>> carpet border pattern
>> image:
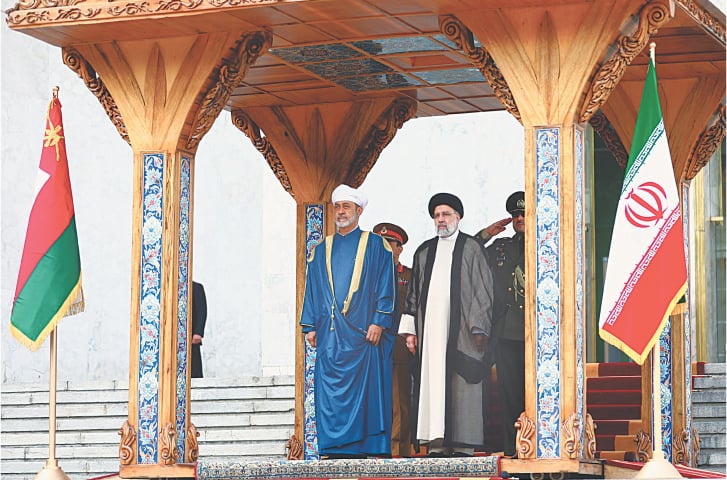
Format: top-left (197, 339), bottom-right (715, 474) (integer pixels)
top-left (197, 456), bottom-right (500, 479)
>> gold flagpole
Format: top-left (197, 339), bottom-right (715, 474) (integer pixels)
top-left (34, 328), bottom-right (71, 480)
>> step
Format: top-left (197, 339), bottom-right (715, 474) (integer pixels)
top-left (693, 420), bottom-right (727, 435)
top-left (694, 375), bottom-right (726, 389)
top-left (587, 376), bottom-right (641, 390)
top-left (591, 419), bottom-right (643, 436)
top-left (699, 434), bottom-right (727, 450)
top-left (587, 404), bottom-right (641, 421)
top-left (587, 389), bottom-right (641, 405)
top-left (592, 362), bottom-right (641, 377)
top-left (692, 389), bottom-right (726, 404)
top-left (595, 450), bottom-right (638, 461)
top-left (693, 403), bottom-right (727, 419)
top-left (703, 363), bottom-right (726, 376)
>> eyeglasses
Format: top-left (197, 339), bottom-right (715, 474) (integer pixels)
top-left (510, 210), bottom-right (525, 218)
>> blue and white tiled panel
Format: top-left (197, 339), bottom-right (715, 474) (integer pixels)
top-left (535, 127), bottom-right (561, 459)
top-left (304, 204), bottom-right (325, 460)
top-left (575, 126), bottom-right (586, 456)
top-left (681, 181), bottom-right (692, 465)
top-left (657, 320), bottom-right (673, 461)
top-left (138, 152), bottom-right (165, 464)
top-left (176, 154), bottom-right (192, 461)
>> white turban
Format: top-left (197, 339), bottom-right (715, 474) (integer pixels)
top-left (331, 184), bottom-right (368, 209)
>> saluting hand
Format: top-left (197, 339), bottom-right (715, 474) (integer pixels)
top-left (485, 217), bottom-right (513, 237)
top-left (405, 334), bottom-right (417, 354)
top-left (366, 324), bottom-right (383, 346)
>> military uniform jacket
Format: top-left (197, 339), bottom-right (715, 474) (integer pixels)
top-left (486, 233), bottom-right (525, 342)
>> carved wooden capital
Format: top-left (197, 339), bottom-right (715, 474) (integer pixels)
top-left (562, 413), bottom-right (581, 459)
top-left (159, 422), bottom-right (179, 465)
top-left (345, 97), bottom-right (417, 188)
top-left (584, 413), bottom-right (597, 460)
top-left (231, 109), bottom-right (294, 197)
top-left (635, 428), bottom-right (652, 462)
top-left (285, 434), bottom-right (303, 460)
top-left (685, 103), bottom-right (725, 181)
top-left (439, 15), bottom-right (521, 123)
top-left (186, 30), bottom-right (272, 151)
top-left (187, 422), bottom-right (200, 463)
top-left (673, 428), bottom-right (689, 465)
top-left (589, 110), bottom-right (628, 169)
top-left (514, 412), bottom-right (535, 459)
top-left (579, 0), bottom-right (673, 122)
top-left (62, 46), bottom-right (130, 145)
top-left (118, 420), bottom-right (137, 465)
top-left (691, 427), bottom-right (701, 467)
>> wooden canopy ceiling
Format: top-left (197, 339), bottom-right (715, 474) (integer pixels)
top-left (7, 0), bottom-right (725, 120)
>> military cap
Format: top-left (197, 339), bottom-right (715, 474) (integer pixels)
top-left (506, 191), bottom-right (525, 214)
top-left (428, 192), bottom-right (464, 219)
top-left (373, 222), bottom-right (408, 245)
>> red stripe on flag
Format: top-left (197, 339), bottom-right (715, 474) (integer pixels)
top-left (14, 98), bottom-right (75, 298)
top-left (600, 223), bottom-right (685, 361)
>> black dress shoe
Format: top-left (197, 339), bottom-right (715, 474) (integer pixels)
top-left (427, 451), bottom-right (447, 458)
top-left (451, 452), bottom-right (473, 457)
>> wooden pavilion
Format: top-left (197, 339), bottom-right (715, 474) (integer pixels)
top-left (6, 0), bottom-right (725, 478)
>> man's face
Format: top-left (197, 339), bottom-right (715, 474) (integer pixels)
top-left (433, 205), bottom-right (459, 238)
top-left (511, 209), bottom-right (525, 234)
top-left (334, 201), bottom-right (361, 231)
top-left (385, 239), bottom-right (403, 264)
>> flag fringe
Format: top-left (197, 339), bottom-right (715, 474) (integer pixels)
top-left (10, 273), bottom-right (84, 352)
top-left (599, 281), bottom-right (687, 365)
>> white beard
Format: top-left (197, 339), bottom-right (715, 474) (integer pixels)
top-left (436, 223), bottom-right (456, 238)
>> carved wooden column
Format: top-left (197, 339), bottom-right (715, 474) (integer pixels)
top-left (63, 30), bottom-right (271, 477)
top-left (444, 0), bottom-right (674, 468)
top-left (233, 97), bottom-right (416, 458)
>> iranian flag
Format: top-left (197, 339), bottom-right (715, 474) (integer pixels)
top-left (598, 59), bottom-right (687, 365)
top-left (11, 94), bottom-right (84, 351)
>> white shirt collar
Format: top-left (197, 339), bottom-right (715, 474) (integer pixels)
top-left (438, 229), bottom-right (460, 242)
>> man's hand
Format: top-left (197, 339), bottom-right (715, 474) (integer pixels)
top-left (405, 334), bottom-right (417, 354)
top-left (192, 334), bottom-right (203, 345)
top-left (485, 217), bottom-right (512, 237)
top-left (306, 331), bottom-right (317, 348)
top-left (366, 324), bottom-right (383, 346)
top-left (474, 333), bottom-right (488, 353)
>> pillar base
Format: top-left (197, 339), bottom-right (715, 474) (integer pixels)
top-left (33, 459), bottom-right (70, 480)
top-left (634, 457), bottom-right (683, 479)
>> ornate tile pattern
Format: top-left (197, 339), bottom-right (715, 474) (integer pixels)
top-left (271, 44), bottom-right (362, 63)
top-left (659, 321), bottom-right (673, 461)
top-left (352, 36), bottom-right (447, 55)
top-left (304, 204), bottom-right (324, 460)
top-left (335, 73), bottom-right (420, 92)
top-left (304, 58), bottom-right (392, 80)
top-left (138, 152), bottom-right (164, 463)
top-left (682, 182), bottom-right (692, 465)
top-left (197, 456), bottom-right (500, 479)
top-left (412, 69), bottom-right (486, 85)
top-left (535, 128), bottom-right (561, 459)
top-left (175, 154), bottom-right (192, 460)
top-left (575, 127), bottom-right (586, 456)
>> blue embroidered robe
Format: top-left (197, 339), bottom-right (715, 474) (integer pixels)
top-left (300, 227), bottom-right (396, 455)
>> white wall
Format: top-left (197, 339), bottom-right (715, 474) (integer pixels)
top-left (1, 9), bottom-right (524, 384)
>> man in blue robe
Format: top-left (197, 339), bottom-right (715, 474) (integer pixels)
top-left (300, 184), bottom-right (396, 458)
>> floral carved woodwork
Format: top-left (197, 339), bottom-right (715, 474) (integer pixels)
top-left (159, 422), bottom-right (179, 465)
top-left (186, 30), bottom-right (272, 151)
top-left (589, 110), bottom-right (629, 169)
top-left (231, 110), bottom-right (294, 198)
top-left (345, 97), bottom-right (417, 188)
top-left (439, 15), bottom-right (521, 123)
top-left (118, 420), bottom-right (136, 465)
top-left (187, 423), bottom-right (200, 463)
top-left (684, 103), bottom-right (726, 181)
top-left (673, 428), bottom-right (689, 465)
top-left (584, 413), bottom-right (597, 460)
top-left (562, 413), bottom-right (581, 459)
top-left (515, 412), bottom-right (536, 459)
top-left (691, 427), bottom-right (701, 467)
top-left (674, 0), bottom-right (725, 43)
top-left (579, 0), bottom-right (673, 122)
top-left (635, 429), bottom-right (652, 462)
top-left (62, 47), bottom-right (130, 145)
top-left (286, 434), bottom-right (303, 460)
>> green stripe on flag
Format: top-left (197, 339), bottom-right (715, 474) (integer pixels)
top-left (11, 217), bottom-right (81, 345)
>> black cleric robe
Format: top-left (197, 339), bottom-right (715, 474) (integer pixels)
top-left (402, 230), bottom-right (494, 448)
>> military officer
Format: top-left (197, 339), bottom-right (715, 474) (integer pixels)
top-left (373, 222), bottom-right (413, 457)
top-left (476, 191), bottom-right (525, 457)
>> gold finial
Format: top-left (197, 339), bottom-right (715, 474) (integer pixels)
top-left (649, 42), bottom-right (656, 64)
top-left (52, 86), bottom-right (59, 99)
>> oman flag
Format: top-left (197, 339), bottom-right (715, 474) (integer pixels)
top-left (598, 59), bottom-right (687, 365)
top-left (11, 94), bottom-right (84, 351)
